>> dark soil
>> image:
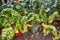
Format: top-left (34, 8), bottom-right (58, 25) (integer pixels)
top-left (13, 20), bottom-right (60, 40)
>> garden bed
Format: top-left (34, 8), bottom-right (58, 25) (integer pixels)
top-left (0, 0), bottom-right (60, 40)
top-left (13, 20), bottom-right (60, 40)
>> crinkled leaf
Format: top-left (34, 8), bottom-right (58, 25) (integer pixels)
top-left (2, 27), bottom-right (15, 40)
top-left (42, 23), bottom-right (57, 36)
top-left (31, 22), bottom-right (40, 33)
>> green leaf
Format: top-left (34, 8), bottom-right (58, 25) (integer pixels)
top-left (42, 23), bottom-right (57, 36)
top-left (39, 5), bottom-right (47, 22)
top-left (48, 11), bottom-right (58, 24)
top-left (0, 8), bottom-right (21, 28)
top-left (39, 5), bottom-right (44, 17)
top-left (21, 16), bottom-right (27, 24)
top-left (15, 22), bottom-right (21, 30)
top-left (15, 21), bottom-right (28, 33)
top-left (53, 34), bottom-right (60, 40)
top-left (31, 22), bottom-right (40, 33)
top-left (2, 27), bottom-right (15, 40)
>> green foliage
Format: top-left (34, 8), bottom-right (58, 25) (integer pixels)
top-left (2, 27), bottom-right (14, 40)
top-left (0, 8), bottom-right (21, 28)
top-left (0, 1), bottom-right (59, 40)
top-left (48, 11), bottom-right (58, 24)
top-left (59, 0), bottom-right (60, 2)
top-left (53, 34), bottom-right (60, 40)
top-left (42, 23), bottom-right (57, 36)
top-left (39, 5), bottom-right (47, 22)
top-left (31, 22), bottom-right (40, 33)
top-left (15, 21), bottom-right (28, 33)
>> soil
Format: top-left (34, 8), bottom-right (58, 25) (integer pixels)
top-left (13, 20), bottom-right (60, 40)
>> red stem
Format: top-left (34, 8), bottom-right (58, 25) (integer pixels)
top-left (28, 20), bottom-right (33, 25)
top-left (22, 24), bottom-right (24, 30)
top-left (0, 28), bottom-right (2, 34)
top-left (27, 25), bottom-right (30, 31)
top-left (45, 19), bottom-right (49, 25)
top-left (15, 30), bottom-right (23, 36)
